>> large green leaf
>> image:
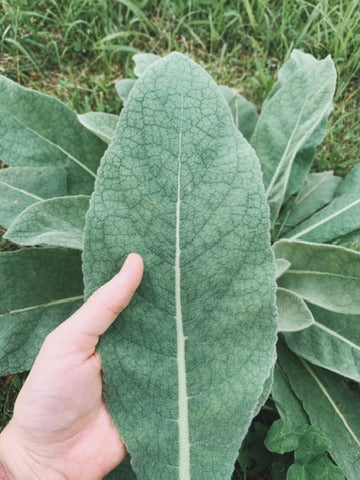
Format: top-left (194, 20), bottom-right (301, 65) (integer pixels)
top-left (284, 303), bottom-right (360, 382)
top-left (219, 86), bottom-right (258, 141)
top-left (276, 288), bottom-right (314, 332)
top-left (83, 52), bottom-right (277, 480)
top-left (78, 112), bottom-right (118, 143)
top-left (0, 75), bottom-right (106, 194)
top-left (286, 164), bottom-right (360, 242)
top-left (283, 171), bottom-right (341, 232)
top-left (274, 240), bottom-right (360, 314)
top-left (277, 342), bottom-right (360, 480)
top-left (5, 195), bottom-right (89, 250)
top-left (0, 166), bottom-right (67, 228)
top-left (251, 53), bottom-right (336, 224)
top-left (0, 248), bottom-right (83, 375)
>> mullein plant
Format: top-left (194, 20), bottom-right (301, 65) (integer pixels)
top-left (0, 50), bottom-right (359, 480)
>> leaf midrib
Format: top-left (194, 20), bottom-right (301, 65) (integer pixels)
top-left (300, 359), bottom-right (360, 447)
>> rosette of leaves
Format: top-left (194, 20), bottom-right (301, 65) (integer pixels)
top-left (0, 50), bottom-right (359, 479)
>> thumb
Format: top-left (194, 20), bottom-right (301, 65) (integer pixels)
top-left (45, 253), bottom-right (144, 356)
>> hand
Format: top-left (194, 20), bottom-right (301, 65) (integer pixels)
top-left (0, 253), bottom-right (144, 480)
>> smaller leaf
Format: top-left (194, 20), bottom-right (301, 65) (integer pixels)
top-left (265, 419), bottom-right (308, 454)
top-left (0, 166), bottom-right (68, 228)
top-left (286, 164), bottom-right (360, 243)
top-left (251, 52), bottom-right (336, 224)
top-left (276, 258), bottom-right (291, 279)
top-left (219, 85), bottom-right (258, 140)
top-left (0, 248), bottom-right (83, 375)
top-left (272, 364), bottom-right (309, 429)
top-left (276, 288), bottom-right (314, 332)
top-left (295, 427), bottom-right (330, 464)
top-left (284, 304), bottom-right (360, 382)
top-left (284, 171), bottom-right (341, 231)
top-left (78, 112), bottom-right (118, 143)
top-left (274, 239), bottom-right (360, 314)
top-left (277, 341), bottom-right (360, 480)
top-left (115, 78), bottom-right (136, 103)
top-left (5, 195), bottom-right (89, 250)
top-left (333, 228), bottom-right (360, 251)
top-left (287, 456), bottom-right (345, 480)
top-left (133, 52), bottom-right (160, 77)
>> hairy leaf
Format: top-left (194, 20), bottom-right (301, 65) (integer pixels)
top-left (274, 240), bottom-right (360, 314)
top-left (272, 364), bottom-right (309, 429)
top-left (334, 228), bottom-right (360, 251)
top-left (0, 248), bottom-right (83, 375)
top-left (0, 166), bottom-right (67, 228)
top-left (267, 50), bottom-right (333, 201)
top-left (0, 75), bottom-right (106, 194)
top-left (276, 288), bottom-right (314, 332)
top-left (133, 52), bottom-right (160, 76)
top-left (219, 86), bottom-right (258, 140)
top-left (115, 78), bottom-right (136, 104)
top-left (275, 258), bottom-right (291, 279)
top-left (78, 112), bottom-right (118, 143)
top-left (283, 171), bottom-right (341, 232)
top-left (83, 52), bottom-right (277, 480)
top-left (286, 164), bottom-right (360, 242)
top-left (5, 195), bottom-right (89, 250)
top-left (277, 342), bottom-right (360, 480)
top-left (284, 304), bottom-right (360, 382)
top-left (251, 53), bottom-right (336, 224)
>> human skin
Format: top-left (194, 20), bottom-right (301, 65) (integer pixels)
top-left (0, 253), bottom-right (144, 480)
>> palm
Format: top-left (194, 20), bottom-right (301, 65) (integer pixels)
top-left (12, 346), bottom-right (125, 479)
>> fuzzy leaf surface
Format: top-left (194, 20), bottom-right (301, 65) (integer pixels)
top-left (133, 52), bottom-right (160, 76)
top-left (115, 79), bottom-right (136, 104)
top-left (286, 165), bottom-right (360, 242)
top-left (5, 195), bottom-right (89, 250)
top-left (0, 248), bottom-right (83, 375)
top-left (0, 75), bottom-right (106, 194)
top-left (283, 171), bottom-right (341, 232)
top-left (0, 166), bottom-right (67, 228)
top-left (274, 240), bottom-right (360, 314)
top-left (275, 258), bottom-right (291, 279)
top-left (284, 304), bottom-right (360, 382)
top-left (276, 288), bottom-right (314, 332)
top-left (277, 342), bottom-right (360, 480)
top-left (78, 112), bottom-right (118, 143)
top-left (219, 86), bottom-right (258, 140)
top-left (251, 54), bottom-right (336, 223)
top-left (267, 50), bottom-right (333, 201)
top-left (83, 53), bottom-right (277, 480)
top-left (272, 364), bottom-right (309, 429)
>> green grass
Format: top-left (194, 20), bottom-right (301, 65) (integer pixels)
top-left (1, 0), bottom-right (359, 173)
top-left (0, 1), bottom-right (359, 477)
